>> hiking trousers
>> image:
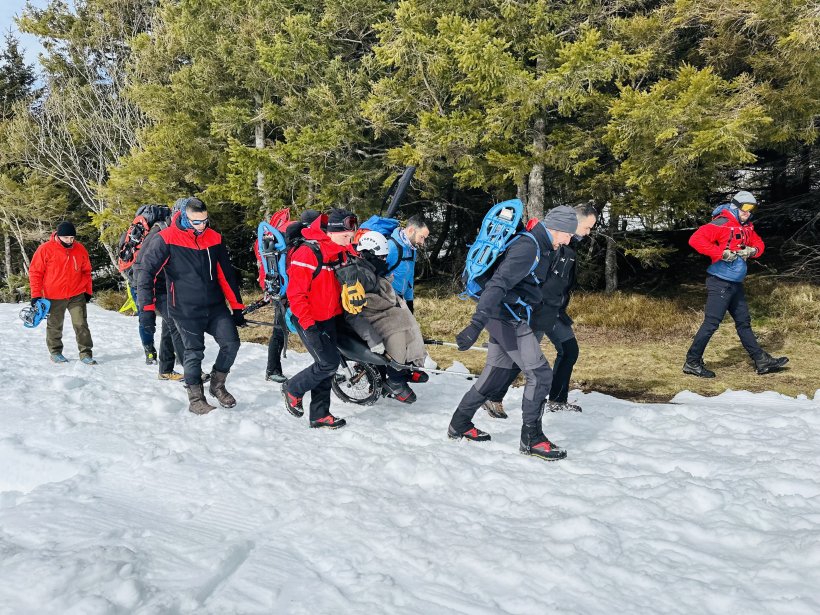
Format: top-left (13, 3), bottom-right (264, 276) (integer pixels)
top-left (451, 319), bottom-right (552, 432)
top-left (46, 293), bottom-right (93, 358)
top-left (686, 275), bottom-right (764, 362)
top-left (175, 306), bottom-right (240, 385)
top-left (288, 317), bottom-right (340, 421)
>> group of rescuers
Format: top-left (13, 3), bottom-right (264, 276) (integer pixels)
top-left (28, 190), bottom-right (787, 462)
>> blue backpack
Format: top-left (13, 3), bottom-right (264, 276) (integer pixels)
top-left (461, 199), bottom-right (541, 302)
top-left (20, 298), bottom-right (51, 328)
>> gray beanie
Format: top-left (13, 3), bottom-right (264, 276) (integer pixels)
top-left (543, 205), bottom-right (578, 234)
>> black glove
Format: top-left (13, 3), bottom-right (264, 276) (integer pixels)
top-left (406, 300), bottom-right (414, 314)
top-left (456, 319), bottom-right (484, 351)
top-left (233, 311), bottom-right (246, 328)
top-left (139, 310), bottom-right (156, 335)
top-left (30, 297), bottom-right (39, 307)
top-left (84, 293), bottom-right (92, 303)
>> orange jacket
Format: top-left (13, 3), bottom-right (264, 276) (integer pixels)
top-left (29, 233), bottom-right (93, 300)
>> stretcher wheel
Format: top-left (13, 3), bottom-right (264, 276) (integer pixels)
top-left (332, 360), bottom-right (381, 406)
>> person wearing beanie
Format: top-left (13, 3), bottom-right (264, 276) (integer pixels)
top-left (28, 221), bottom-right (96, 364)
top-left (136, 196), bottom-right (245, 414)
top-left (281, 209), bottom-right (358, 429)
top-left (480, 204), bottom-right (599, 420)
top-left (447, 204), bottom-right (577, 461)
top-left (684, 191), bottom-right (788, 377)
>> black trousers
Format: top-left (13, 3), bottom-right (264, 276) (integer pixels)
top-left (288, 317), bottom-right (341, 421)
top-left (266, 324), bottom-right (286, 374)
top-left (450, 319), bottom-right (552, 432)
top-left (156, 296), bottom-right (184, 374)
top-left (686, 275), bottom-right (763, 363)
top-left (176, 306), bottom-right (241, 385)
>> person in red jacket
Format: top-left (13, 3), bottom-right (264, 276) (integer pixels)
top-left (684, 191), bottom-right (788, 377)
top-left (282, 208), bottom-right (358, 429)
top-left (28, 221), bottom-right (96, 364)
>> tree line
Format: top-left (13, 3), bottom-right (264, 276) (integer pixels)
top-left (1, 0), bottom-right (818, 298)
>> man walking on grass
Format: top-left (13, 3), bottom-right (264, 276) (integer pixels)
top-left (683, 191), bottom-right (788, 378)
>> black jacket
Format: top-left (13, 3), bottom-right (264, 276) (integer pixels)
top-left (136, 215), bottom-right (244, 321)
top-left (474, 221), bottom-right (555, 325)
top-left (531, 240), bottom-right (578, 331)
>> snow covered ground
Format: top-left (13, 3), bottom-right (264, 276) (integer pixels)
top-left (1, 303), bottom-right (819, 615)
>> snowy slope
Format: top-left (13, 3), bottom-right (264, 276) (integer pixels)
top-left (1, 303), bottom-right (819, 615)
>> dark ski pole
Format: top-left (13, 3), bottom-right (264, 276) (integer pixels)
top-left (423, 338), bottom-right (488, 352)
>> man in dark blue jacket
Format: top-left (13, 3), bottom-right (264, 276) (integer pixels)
top-left (448, 205), bottom-right (578, 461)
top-left (137, 197), bottom-right (245, 414)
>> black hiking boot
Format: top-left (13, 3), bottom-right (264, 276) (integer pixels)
top-left (520, 423), bottom-right (566, 461)
top-left (754, 352), bottom-right (789, 375)
top-left (547, 400), bottom-right (582, 413)
top-left (265, 369), bottom-right (287, 383)
top-left (447, 424), bottom-right (491, 442)
top-left (209, 370), bottom-right (236, 408)
top-left (482, 400), bottom-right (508, 419)
top-left (144, 344), bottom-right (158, 365)
top-left (310, 414), bottom-right (347, 429)
top-left (683, 359), bottom-right (715, 378)
top-left (384, 380), bottom-right (417, 404)
top-left (282, 382), bottom-right (304, 418)
top-left (186, 383), bottom-right (216, 415)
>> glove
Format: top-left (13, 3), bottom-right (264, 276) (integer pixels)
top-left (30, 297), bottom-right (39, 307)
top-left (455, 319), bottom-right (483, 351)
top-left (233, 311), bottom-right (246, 327)
top-left (139, 310), bottom-right (156, 336)
top-left (736, 246), bottom-right (757, 261)
top-left (341, 280), bottom-right (367, 315)
top-left (84, 293), bottom-right (92, 303)
top-left (370, 342), bottom-right (386, 355)
top-left (721, 249), bottom-right (739, 263)
top-left (406, 300), bottom-right (414, 314)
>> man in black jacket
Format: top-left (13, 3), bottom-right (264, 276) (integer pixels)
top-left (137, 197), bottom-right (245, 414)
top-left (448, 205), bottom-right (578, 461)
top-left (482, 205), bottom-right (598, 419)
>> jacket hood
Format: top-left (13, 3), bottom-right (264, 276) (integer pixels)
top-left (301, 214), bottom-right (331, 241)
top-left (712, 204), bottom-right (749, 225)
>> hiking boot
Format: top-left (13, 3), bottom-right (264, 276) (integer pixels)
top-left (80, 356), bottom-right (98, 365)
top-left (186, 383), bottom-right (216, 415)
top-left (208, 370), bottom-right (236, 408)
top-left (158, 371), bottom-right (184, 381)
top-left (408, 370), bottom-right (429, 383)
top-left (201, 371), bottom-right (211, 383)
top-left (143, 344), bottom-right (157, 365)
top-left (683, 359), bottom-right (715, 378)
top-left (282, 382), bottom-right (304, 418)
top-left (310, 414), bottom-right (347, 429)
top-left (482, 400), bottom-right (508, 419)
top-left (754, 352), bottom-right (789, 375)
top-left (50, 353), bottom-right (69, 363)
top-left (384, 380), bottom-right (417, 404)
top-left (265, 369), bottom-right (287, 383)
top-left (547, 400), bottom-right (582, 413)
top-left (447, 424), bottom-right (491, 442)
top-left (520, 422), bottom-right (566, 461)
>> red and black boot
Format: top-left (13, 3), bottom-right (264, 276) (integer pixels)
top-left (384, 380), bottom-right (417, 404)
top-left (447, 424), bottom-right (491, 442)
top-left (281, 382), bottom-right (304, 418)
top-left (408, 371), bottom-right (429, 383)
top-left (310, 414), bottom-right (347, 429)
top-left (520, 423), bottom-right (566, 461)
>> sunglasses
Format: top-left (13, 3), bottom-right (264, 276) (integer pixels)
top-left (190, 217), bottom-right (209, 226)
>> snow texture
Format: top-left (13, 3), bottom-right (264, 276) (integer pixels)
top-left (1, 303), bottom-right (819, 614)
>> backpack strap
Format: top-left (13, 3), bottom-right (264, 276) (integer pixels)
top-left (288, 240), bottom-right (345, 280)
top-left (385, 236), bottom-right (414, 274)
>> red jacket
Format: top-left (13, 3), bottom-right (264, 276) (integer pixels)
top-left (286, 216), bottom-right (354, 329)
top-left (29, 233), bottom-right (93, 300)
top-left (689, 208), bottom-right (765, 263)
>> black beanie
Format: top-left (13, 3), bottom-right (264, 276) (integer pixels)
top-left (300, 209), bottom-right (322, 225)
top-left (327, 208), bottom-right (357, 233)
top-left (56, 221), bottom-right (76, 237)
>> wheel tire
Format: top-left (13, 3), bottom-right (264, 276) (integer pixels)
top-left (332, 361), bottom-right (381, 406)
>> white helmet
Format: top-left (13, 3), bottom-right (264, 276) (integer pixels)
top-left (357, 230), bottom-right (389, 256)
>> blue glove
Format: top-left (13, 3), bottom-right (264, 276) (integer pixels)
top-left (456, 319), bottom-right (483, 351)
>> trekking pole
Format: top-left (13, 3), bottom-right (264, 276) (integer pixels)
top-left (242, 297), bottom-right (271, 316)
top-left (244, 318), bottom-right (276, 327)
top-left (423, 338), bottom-right (488, 352)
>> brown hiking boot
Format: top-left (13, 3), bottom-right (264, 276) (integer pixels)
top-left (186, 383), bottom-right (216, 415)
top-left (209, 370), bottom-right (236, 408)
top-left (158, 371), bottom-right (184, 381)
top-left (482, 400), bottom-right (507, 419)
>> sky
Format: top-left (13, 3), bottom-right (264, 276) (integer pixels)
top-left (0, 0), bottom-right (50, 75)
